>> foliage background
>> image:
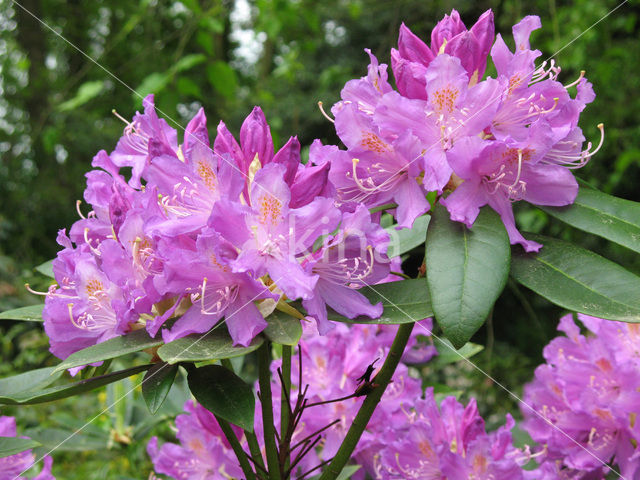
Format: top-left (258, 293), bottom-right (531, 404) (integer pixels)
top-left (0, 0), bottom-right (639, 478)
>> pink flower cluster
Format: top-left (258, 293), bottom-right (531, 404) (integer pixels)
top-left (39, 99), bottom-right (394, 363)
top-left (522, 314), bottom-right (640, 479)
top-left (313, 10), bottom-right (600, 251)
top-left (148, 320), bottom-right (535, 479)
top-left (0, 417), bottom-right (54, 480)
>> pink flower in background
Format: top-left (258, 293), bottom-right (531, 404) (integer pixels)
top-left (522, 314), bottom-right (640, 478)
top-left (0, 417), bottom-right (54, 480)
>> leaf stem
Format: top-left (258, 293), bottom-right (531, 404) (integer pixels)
top-left (258, 342), bottom-right (282, 480)
top-left (215, 414), bottom-right (256, 480)
top-left (317, 322), bottom-right (415, 480)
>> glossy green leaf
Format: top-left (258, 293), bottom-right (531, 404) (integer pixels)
top-left (187, 365), bottom-right (255, 431)
top-left (385, 214), bottom-right (430, 258)
top-left (511, 234), bottom-right (640, 322)
top-left (54, 329), bottom-right (162, 373)
top-left (262, 310), bottom-right (302, 346)
top-left (35, 259), bottom-right (54, 278)
top-left (142, 363), bottom-right (179, 415)
top-left (0, 437), bottom-right (40, 458)
top-left (0, 364), bottom-right (151, 405)
top-left (0, 367), bottom-right (63, 396)
top-left (426, 205), bottom-right (510, 348)
top-left (430, 338), bottom-right (484, 368)
top-left (0, 304), bottom-right (44, 322)
top-left (325, 278), bottom-right (432, 324)
top-left (540, 186), bottom-right (640, 254)
top-left (157, 329), bottom-right (263, 364)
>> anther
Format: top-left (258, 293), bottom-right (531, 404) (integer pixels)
top-left (76, 200), bottom-right (86, 219)
top-left (564, 70), bottom-right (586, 89)
top-left (317, 102), bottom-right (335, 123)
top-left (84, 228), bottom-right (102, 256)
top-left (112, 109), bottom-right (132, 127)
top-left (25, 283), bottom-right (48, 296)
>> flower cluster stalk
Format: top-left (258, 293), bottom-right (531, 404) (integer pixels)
top-left (215, 414), bottom-right (256, 480)
top-left (318, 321), bottom-right (415, 480)
top-left (258, 342), bottom-right (282, 480)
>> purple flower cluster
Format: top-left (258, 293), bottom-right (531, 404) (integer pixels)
top-left (0, 416), bottom-right (54, 480)
top-left (147, 320), bottom-right (434, 479)
top-left (148, 320), bottom-right (534, 480)
top-left (147, 401), bottom-right (244, 479)
top-left (39, 98), bottom-right (393, 361)
top-left (364, 390), bottom-right (527, 479)
top-left (522, 314), bottom-right (640, 479)
top-left (313, 10), bottom-right (600, 251)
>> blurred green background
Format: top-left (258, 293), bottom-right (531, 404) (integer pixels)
top-left (0, 0), bottom-right (639, 478)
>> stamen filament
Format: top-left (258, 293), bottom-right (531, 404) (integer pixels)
top-left (317, 101), bottom-right (335, 123)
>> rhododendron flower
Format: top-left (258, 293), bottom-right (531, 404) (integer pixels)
top-left (369, 389), bottom-right (527, 479)
top-left (374, 53), bottom-right (502, 193)
top-left (323, 102), bottom-right (430, 228)
top-left (111, 94), bottom-right (178, 189)
top-left (148, 321), bottom-right (436, 479)
top-left (42, 232), bottom-right (140, 362)
top-left (40, 95), bottom-right (394, 356)
top-left (391, 9), bottom-right (494, 98)
top-left (440, 132), bottom-right (578, 252)
top-left (522, 314), bottom-right (640, 478)
top-left (148, 229), bottom-right (276, 346)
top-left (0, 417), bottom-right (55, 480)
top-left (147, 401), bottom-right (243, 480)
top-left (302, 204), bottom-right (391, 333)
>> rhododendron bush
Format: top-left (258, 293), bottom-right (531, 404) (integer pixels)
top-left (2, 9), bottom-right (640, 480)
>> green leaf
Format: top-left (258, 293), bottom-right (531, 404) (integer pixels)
top-left (25, 428), bottom-right (107, 452)
top-left (0, 437), bottom-right (40, 458)
top-left (336, 465), bottom-right (362, 480)
top-left (0, 367), bottom-right (63, 396)
top-left (187, 365), bottom-right (255, 431)
top-left (426, 205), bottom-right (511, 348)
top-left (173, 53), bottom-right (206, 73)
top-left (57, 80), bottom-right (105, 111)
top-left (430, 338), bottom-right (484, 368)
top-left (54, 329), bottom-right (162, 373)
top-left (540, 186), bottom-right (640, 254)
top-left (511, 234), bottom-right (640, 322)
top-left (325, 278), bottom-right (432, 324)
top-left (0, 364), bottom-right (151, 405)
top-left (136, 72), bottom-right (171, 98)
top-left (262, 310), bottom-right (302, 345)
top-left (142, 363), bottom-right (179, 414)
top-left (176, 76), bottom-right (203, 98)
top-left (136, 54), bottom-right (206, 100)
top-left (385, 214), bottom-right (430, 257)
top-left (35, 259), bottom-right (54, 278)
top-left (0, 304), bottom-right (44, 322)
top-left (206, 61), bottom-right (238, 100)
top-left (157, 329), bottom-right (263, 364)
